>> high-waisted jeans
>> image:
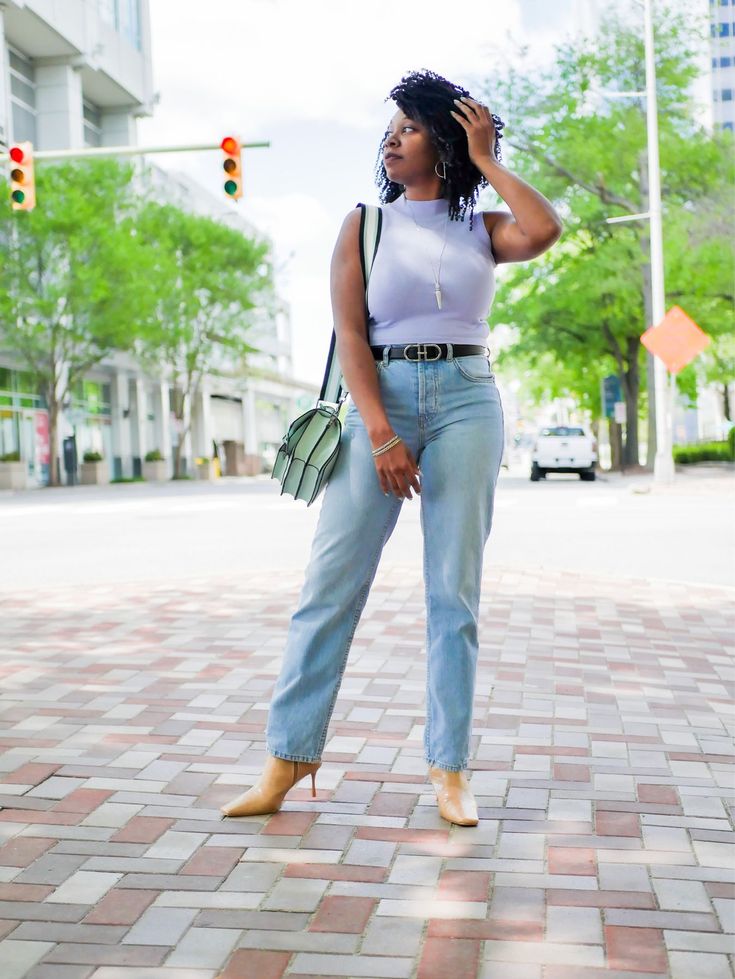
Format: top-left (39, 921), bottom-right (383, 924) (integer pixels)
top-left (265, 345), bottom-right (505, 772)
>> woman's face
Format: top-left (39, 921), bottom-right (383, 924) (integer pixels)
top-left (381, 109), bottom-right (439, 183)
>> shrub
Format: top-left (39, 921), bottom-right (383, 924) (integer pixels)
top-left (672, 441), bottom-right (732, 464)
top-left (144, 449), bottom-right (164, 462)
top-left (0, 451), bottom-right (21, 462)
top-left (83, 450), bottom-right (103, 463)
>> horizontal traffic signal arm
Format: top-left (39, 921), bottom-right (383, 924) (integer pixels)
top-left (3, 139), bottom-right (269, 162)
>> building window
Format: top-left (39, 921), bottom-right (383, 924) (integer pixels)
top-left (722, 56), bottom-right (733, 67)
top-left (718, 21), bottom-right (731, 35)
top-left (83, 99), bottom-right (103, 147)
top-left (723, 88), bottom-right (733, 100)
top-left (8, 47), bottom-right (37, 144)
top-left (118, 0), bottom-right (142, 50)
top-left (97, 0), bottom-right (141, 50)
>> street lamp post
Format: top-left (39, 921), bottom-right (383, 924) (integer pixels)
top-left (601, 0), bottom-right (674, 484)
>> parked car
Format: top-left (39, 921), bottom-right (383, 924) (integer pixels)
top-left (530, 425), bottom-right (597, 481)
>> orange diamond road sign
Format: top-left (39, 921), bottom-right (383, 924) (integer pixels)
top-left (640, 305), bottom-right (711, 374)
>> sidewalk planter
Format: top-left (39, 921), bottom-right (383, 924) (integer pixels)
top-left (195, 457), bottom-right (216, 481)
top-left (142, 451), bottom-right (168, 482)
top-left (80, 460), bottom-right (109, 485)
top-left (80, 452), bottom-right (109, 485)
top-left (142, 459), bottom-right (168, 481)
top-left (0, 460), bottom-right (26, 490)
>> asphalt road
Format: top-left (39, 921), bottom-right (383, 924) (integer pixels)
top-left (2, 459), bottom-right (733, 592)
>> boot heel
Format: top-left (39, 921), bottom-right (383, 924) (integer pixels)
top-left (310, 772), bottom-right (316, 797)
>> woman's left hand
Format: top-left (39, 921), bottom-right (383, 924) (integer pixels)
top-left (450, 96), bottom-right (496, 167)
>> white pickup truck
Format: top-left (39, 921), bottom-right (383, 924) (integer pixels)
top-left (530, 425), bottom-right (598, 481)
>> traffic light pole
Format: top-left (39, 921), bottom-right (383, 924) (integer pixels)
top-left (3, 140), bottom-right (269, 162)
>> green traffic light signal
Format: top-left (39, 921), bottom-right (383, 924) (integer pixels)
top-left (224, 180), bottom-right (238, 196)
top-left (11, 190), bottom-right (25, 204)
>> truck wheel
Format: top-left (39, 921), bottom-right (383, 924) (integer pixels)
top-left (530, 462), bottom-right (541, 481)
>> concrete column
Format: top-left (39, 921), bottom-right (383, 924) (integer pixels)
top-left (101, 110), bottom-right (137, 147)
top-left (155, 380), bottom-right (172, 477)
top-left (34, 61), bottom-right (84, 148)
top-left (109, 369), bottom-right (131, 479)
top-left (194, 383), bottom-right (213, 459)
top-left (241, 385), bottom-right (263, 476)
top-left (243, 386), bottom-right (258, 454)
top-left (132, 376), bottom-right (147, 464)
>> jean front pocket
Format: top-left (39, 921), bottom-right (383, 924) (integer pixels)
top-left (452, 354), bottom-right (496, 383)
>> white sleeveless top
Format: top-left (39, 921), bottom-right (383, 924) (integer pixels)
top-left (366, 194), bottom-right (496, 346)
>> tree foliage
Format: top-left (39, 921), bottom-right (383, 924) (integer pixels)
top-left (133, 195), bottom-right (274, 476)
top-left (474, 1), bottom-right (733, 460)
top-left (0, 158), bottom-right (156, 484)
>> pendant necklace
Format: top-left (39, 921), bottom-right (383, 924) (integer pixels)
top-left (402, 191), bottom-right (450, 310)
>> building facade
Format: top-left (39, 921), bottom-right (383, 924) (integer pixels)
top-left (0, 0), bottom-right (315, 487)
top-left (710, 0), bottom-right (735, 131)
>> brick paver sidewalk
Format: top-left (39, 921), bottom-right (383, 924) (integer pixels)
top-left (0, 564), bottom-right (733, 979)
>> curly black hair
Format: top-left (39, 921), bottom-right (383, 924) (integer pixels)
top-left (375, 68), bottom-right (505, 230)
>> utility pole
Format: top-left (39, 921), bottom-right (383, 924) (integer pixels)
top-left (600, 0), bottom-right (674, 484)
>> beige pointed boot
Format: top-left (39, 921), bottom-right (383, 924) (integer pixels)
top-left (428, 766), bottom-right (479, 826)
top-left (220, 754), bottom-right (321, 818)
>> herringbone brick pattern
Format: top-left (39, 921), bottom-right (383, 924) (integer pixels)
top-left (0, 564), bottom-right (733, 979)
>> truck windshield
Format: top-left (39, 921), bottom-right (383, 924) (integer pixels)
top-left (539, 427), bottom-right (586, 437)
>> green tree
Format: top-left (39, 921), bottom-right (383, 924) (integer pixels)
top-left (134, 199), bottom-right (275, 477)
top-left (477, 1), bottom-right (733, 466)
top-left (0, 158), bottom-right (157, 486)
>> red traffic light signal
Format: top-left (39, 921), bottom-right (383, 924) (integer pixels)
top-left (9, 141), bottom-right (36, 211)
top-left (220, 135), bottom-right (242, 200)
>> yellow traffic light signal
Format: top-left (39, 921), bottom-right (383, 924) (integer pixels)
top-left (9, 141), bottom-right (36, 211)
top-left (221, 136), bottom-right (242, 200)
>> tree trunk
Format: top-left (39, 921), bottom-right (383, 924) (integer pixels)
top-left (47, 393), bottom-right (60, 488)
top-left (723, 382), bottom-right (731, 422)
top-left (609, 418), bottom-right (623, 472)
top-left (622, 336), bottom-right (641, 466)
top-left (173, 434), bottom-right (184, 478)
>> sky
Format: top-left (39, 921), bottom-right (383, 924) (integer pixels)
top-left (137, 0), bottom-right (708, 386)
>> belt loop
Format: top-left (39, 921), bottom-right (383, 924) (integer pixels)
top-left (383, 346), bottom-right (390, 366)
top-left (446, 342), bottom-right (454, 361)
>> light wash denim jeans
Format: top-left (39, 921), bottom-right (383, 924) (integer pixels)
top-left (265, 344), bottom-right (505, 772)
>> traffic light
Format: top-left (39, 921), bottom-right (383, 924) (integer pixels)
top-left (221, 136), bottom-right (242, 200)
top-left (9, 141), bottom-right (36, 211)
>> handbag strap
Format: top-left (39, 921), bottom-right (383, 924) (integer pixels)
top-left (319, 202), bottom-right (382, 407)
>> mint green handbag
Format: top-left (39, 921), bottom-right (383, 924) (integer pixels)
top-left (271, 202), bottom-right (382, 505)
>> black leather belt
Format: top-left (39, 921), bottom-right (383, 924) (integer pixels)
top-left (370, 342), bottom-right (488, 362)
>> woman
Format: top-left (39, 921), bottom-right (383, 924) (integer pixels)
top-left (222, 69), bottom-right (562, 826)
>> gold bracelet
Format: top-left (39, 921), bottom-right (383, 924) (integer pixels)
top-left (371, 435), bottom-right (402, 457)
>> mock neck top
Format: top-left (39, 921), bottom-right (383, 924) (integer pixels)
top-left (365, 193), bottom-right (496, 346)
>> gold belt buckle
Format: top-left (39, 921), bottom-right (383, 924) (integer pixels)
top-left (404, 342), bottom-right (442, 362)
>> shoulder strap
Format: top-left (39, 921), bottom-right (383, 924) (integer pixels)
top-left (358, 202), bottom-right (382, 307)
top-left (319, 203), bottom-right (382, 407)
